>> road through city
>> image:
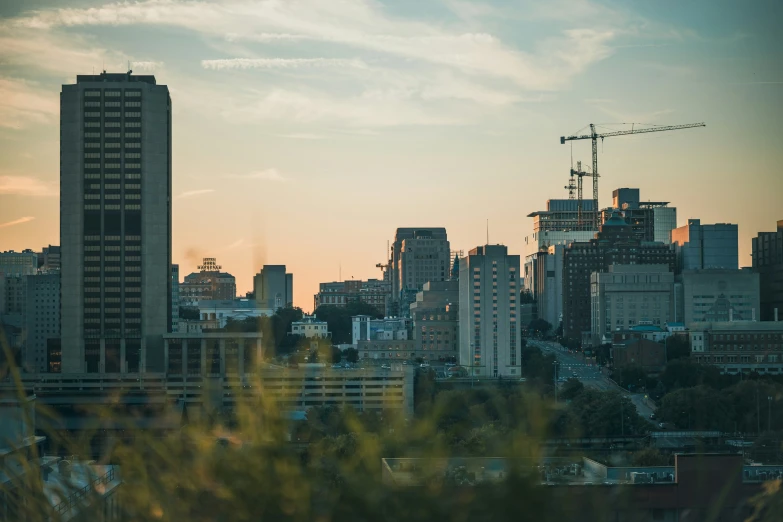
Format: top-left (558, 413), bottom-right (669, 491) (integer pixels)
top-left (529, 340), bottom-right (656, 421)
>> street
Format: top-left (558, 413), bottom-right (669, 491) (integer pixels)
top-left (529, 339), bottom-right (656, 421)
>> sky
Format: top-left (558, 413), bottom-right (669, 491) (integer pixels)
top-left (0, 0), bottom-right (781, 312)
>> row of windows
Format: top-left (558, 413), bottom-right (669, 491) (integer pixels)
top-left (84, 122), bottom-right (141, 128)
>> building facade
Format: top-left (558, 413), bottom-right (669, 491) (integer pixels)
top-left (606, 188), bottom-right (677, 245)
top-left (562, 212), bottom-right (676, 341)
top-left (679, 269), bottom-right (761, 325)
top-left (291, 314), bottom-right (330, 338)
top-left (60, 71), bottom-right (172, 374)
top-left (196, 298), bottom-right (274, 329)
top-left (253, 265), bottom-right (293, 310)
top-left (458, 245), bottom-right (521, 378)
top-left (752, 220), bottom-right (783, 321)
top-left (529, 244), bottom-right (565, 328)
top-left (672, 219), bottom-right (739, 271)
top-left (313, 278), bottom-right (390, 314)
top-left (389, 228), bottom-right (450, 316)
top-left (524, 199), bottom-right (598, 259)
top-left (690, 321), bottom-right (783, 375)
top-left (409, 280), bottom-right (459, 362)
top-left (179, 257), bottom-right (236, 307)
top-left (0, 250), bottom-right (38, 276)
top-left (171, 264), bottom-right (179, 333)
top-left (24, 273), bottom-right (61, 373)
top-left (590, 264), bottom-right (674, 345)
top-left (39, 245), bottom-right (61, 272)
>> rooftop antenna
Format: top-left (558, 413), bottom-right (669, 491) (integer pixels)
top-left (486, 218), bottom-right (489, 245)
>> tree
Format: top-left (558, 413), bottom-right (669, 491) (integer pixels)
top-left (527, 318), bottom-right (553, 337)
top-left (559, 378), bottom-right (584, 400)
top-left (613, 365), bottom-right (648, 392)
top-left (657, 385), bottom-right (734, 431)
top-left (665, 335), bottom-right (691, 361)
top-left (343, 348), bottom-right (359, 363)
top-left (631, 448), bottom-right (670, 467)
top-left (179, 306), bottom-right (200, 320)
top-left (314, 302), bottom-right (383, 344)
top-left (519, 290), bottom-right (535, 304)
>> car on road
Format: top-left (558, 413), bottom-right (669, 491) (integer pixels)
top-left (420, 362), bottom-right (430, 368)
top-left (402, 360), bottom-right (409, 365)
top-left (380, 364), bottom-right (391, 370)
top-left (572, 371), bottom-right (578, 377)
top-left (649, 413), bottom-right (656, 420)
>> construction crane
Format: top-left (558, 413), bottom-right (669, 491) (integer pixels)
top-left (560, 122), bottom-right (705, 229)
top-left (564, 161), bottom-right (596, 228)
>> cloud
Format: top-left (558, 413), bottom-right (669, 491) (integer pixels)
top-left (225, 238), bottom-right (245, 249)
top-left (176, 189), bottom-right (215, 199)
top-left (0, 77), bottom-right (60, 129)
top-left (131, 60), bottom-right (164, 70)
top-left (0, 216), bottom-right (35, 229)
top-left (7, 0), bottom-right (621, 91)
top-left (201, 58), bottom-right (367, 70)
top-left (225, 32), bottom-right (312, 43)
top-left (0, 175), bottom-right (58, 196)
top-left (231, 169), bottom-right (288, 182)
top-left (276, 133), bottom-right (325, 140)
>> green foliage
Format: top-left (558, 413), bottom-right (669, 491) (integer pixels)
top-left (178, 306), bottom-right (200, 320)
top-left (630, 448), bottom-right (670, 467)
top-left (613, 365), bottom-right (648, 392)
top-left (565, 389), bottom-right (648, 437)
top-left (521, 345), bottom-right (555, 390)
top-left (665, 335), bottom-right (691, 361)
top-left (527, 319), bottom-right (553, 337)
top-left (657, 385), bottom-right (734, 431)
top-left (559, 378), bottom-right (584, 401)
top-left (519, 290), bottom-right (535, 304)
top-left (314, 302), bottom-right (383, 344)
top-left (343, 347), bottom-right (359, 363)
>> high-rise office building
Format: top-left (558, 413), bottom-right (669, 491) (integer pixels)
top-left (562, 212), bottom-right (676, 342)
top-left (672, 219), bottom-right (738, 271)
top-left (604, 188), bottom-right (677, 244)
top-left (171, 264), bottom-right (179, 333)
top-left (389, 228), bottom-right (450, 316)
top-left (0, 250), bottom-right (38, 276)
top-left (253, 265), bottom-right (293, 310)
top-left (752, 220), bottom-right (783, 321)
top-left (60, 71), bottom-right (172, 374)
top-left (458, 245), bottom-right (521, 378)
top-left (24, 273), bottom-right (61, 373)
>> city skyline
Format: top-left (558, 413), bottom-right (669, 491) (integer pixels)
top-left (1, 0), bottom-right (782, 310)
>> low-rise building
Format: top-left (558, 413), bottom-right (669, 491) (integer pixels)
top-left (690, 321), bottom-right (783, 374)
top-left (352, 315), bottom-right (417, 360)
top-left (197, 298), bottom-right (274, 328)
top-left (611, 338), bottom-right (667, 373)
top-left (313, 279), bottom-right (390, 314)
top-left (291, 314), bottom-right (330, 338)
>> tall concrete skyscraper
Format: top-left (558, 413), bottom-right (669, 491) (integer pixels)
top-left (60, 71), bottom-right (172, 374)
top-left (389, 228), bottom-right (450, 316)
top-left (458, 245), bottom-right (521, 378)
